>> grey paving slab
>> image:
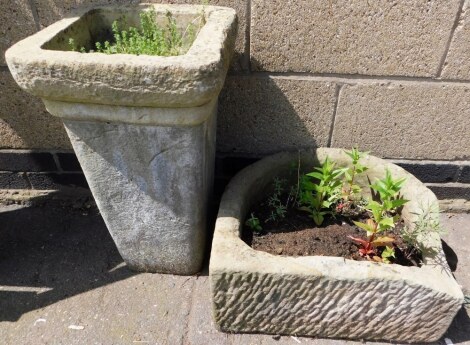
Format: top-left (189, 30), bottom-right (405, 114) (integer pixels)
top-left (0, 198), bottom-right (468, 344)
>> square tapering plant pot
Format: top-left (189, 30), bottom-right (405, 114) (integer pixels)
top-left (6, 4), bottom-right (237, 274)
top-left (210, 149), bottom-right (464, 342)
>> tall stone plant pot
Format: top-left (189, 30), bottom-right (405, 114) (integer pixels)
top-left (210, 149), bottom-right (464, 342)
top-left (6, 4), bottom-right (237, 274)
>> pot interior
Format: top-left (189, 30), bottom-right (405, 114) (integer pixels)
top-left (41, 6), bottom-right (204, 54)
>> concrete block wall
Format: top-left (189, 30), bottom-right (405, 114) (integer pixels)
top-left (1, 0), bottom-right (469, 199)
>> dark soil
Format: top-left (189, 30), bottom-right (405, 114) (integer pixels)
top-left (243, 201), bottom-right (423, 267)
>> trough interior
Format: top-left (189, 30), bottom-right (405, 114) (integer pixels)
top-left (41, 6), bottom-right (204, 54)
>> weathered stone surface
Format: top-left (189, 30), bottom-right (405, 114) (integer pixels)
top-left (217, 76), bottom-right (336, 154)
top-left (5, 4), bottom-right (236, 274)
top-left (442, 1), bottom-right (470, 80)
top-left (331, 83), bottom-right (470, 160)
top-left (0, 71), bottom-right (70, 149)
top-left (6, 4), bottom-right (237, 107)
top-left (210, 149), bottom-right (464, 342)
top-left (0, 1), bottom-right (37, 65)
top-left (62, 99), bottom-right (217, 274)
top-left (251, 0), bottom-right (460, 77)
top-left (33, 0), bottom-right (248, 71)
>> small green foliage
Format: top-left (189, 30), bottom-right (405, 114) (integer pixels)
top-left (370, 169), bottom-right (409, 215)
top-left (245, 213), bottom-right (262, 233)
top-left (266, 178), bottom-right (287, 222)
top-left (401, 203), bottom-right (445, 255)
top-left (342, 147), bottom-right (368, 200)
top-left (381, 246), bottom-right (395, 264)
top-left (68, 38), bottom-right (76, 51)
top-left (299, 157), bottom-right (345, 225)
top-left (349, 170), bottom-right (409, 261)
top-left (68, 7), bottom-right (204, 56)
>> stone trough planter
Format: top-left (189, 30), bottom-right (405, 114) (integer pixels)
top-left (210, 149), bottom-right (464, 342)
top-left (6, 4), bottom-right (237, 274)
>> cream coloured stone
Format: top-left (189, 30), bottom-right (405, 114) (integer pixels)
top-left (32, 0), bottom-right (247, 71)
top-left (62, 98), bottom-right (217, 273)
top-left (251, 0), bottom-right (460, 77)
top-left (210, 149), bottom-right (463, 342)
top-left (6, 4), bottom-right (237, 108)
top-left (6, 4), bottom-right (237, 273)
top-left (217, 76), bottom-right (336, 154)
top-left (442, 1), bottom-right (470, 80)
top-left (331, 82), bottom-right (470, 160)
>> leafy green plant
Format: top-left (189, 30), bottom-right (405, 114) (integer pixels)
top-left (370, 169), bottom-right (409, 217)
top-left (335, 148), bottom-right (369, 217)
top-left (381, 246), bottom-right (396, 264)
top-left (69, 7), bottom-right (204, 56)
top-left (299, 157), bottom-right (345, 226)
top-left (349, 170), bottom-right (409, 261)
top-left (348, 201), bottom-right (396, 258)
top-left (342, 147), bottom-right (368, 200)
top-left (245, 213), bottom-right (262, 232)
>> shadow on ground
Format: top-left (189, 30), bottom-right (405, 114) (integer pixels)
top-left (0, 193), bottom-right (137, 322)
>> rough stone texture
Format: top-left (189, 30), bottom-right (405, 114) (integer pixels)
top-left (0, 71), bottom-right (70, 149)
top-left (250, 0), bottom-right (461, 77)
top-left (331, 82), bottom-right (470, 160)
top-left (33, 0), bottom-right (248, 71)
top-left (0, 1), bottom-right (37, 65)
top-left (6, 4), bottom-right (238, 107)
top-left (217, 76), bottom-right (336, 154)
top-left (210, 149), bottom-right (464, 342)
top-left (4, 4), bottom-right (236, 273)
top-left (441, 0), bottom-right (470, 80)
top-left (62, 99), bottom-right (217, 274)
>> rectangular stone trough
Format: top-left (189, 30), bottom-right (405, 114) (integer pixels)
top-left (209, 149), bottom-right (464, 342)
top-left (6, 4), bottom-right (237, 274)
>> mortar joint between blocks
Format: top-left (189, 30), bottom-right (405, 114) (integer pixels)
top-left (51, 153), bottom-right (64, 173)
top-left (22, 172), bottom-right (33, 190)
top-left (26, 0), bottom-right (41, 31)
top-left (455, 166), bottom-right (464, 182)
top-left (327, 84), bottom-right (343, 148)
top-left (246, 0), bottom-right (252, 72)
top-left (436, 0), bottom-right (466, 77)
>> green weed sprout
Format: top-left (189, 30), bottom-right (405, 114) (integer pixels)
top-left (299, 157), bottom-right (345, 226)
top-left (349, 170), bottom-right (409, 262)
top-left (69, 7), bottom-right (204, 56)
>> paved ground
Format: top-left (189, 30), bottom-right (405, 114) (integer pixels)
top-left (0, 195), bottom-right (469, 345)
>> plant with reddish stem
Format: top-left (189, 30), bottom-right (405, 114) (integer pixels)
top-left (342, 147), bottom-right (368, 201)
top-left (336, 148), bottom-right (369, 217)
top-left (349, 170), bottom-right (408, 262)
